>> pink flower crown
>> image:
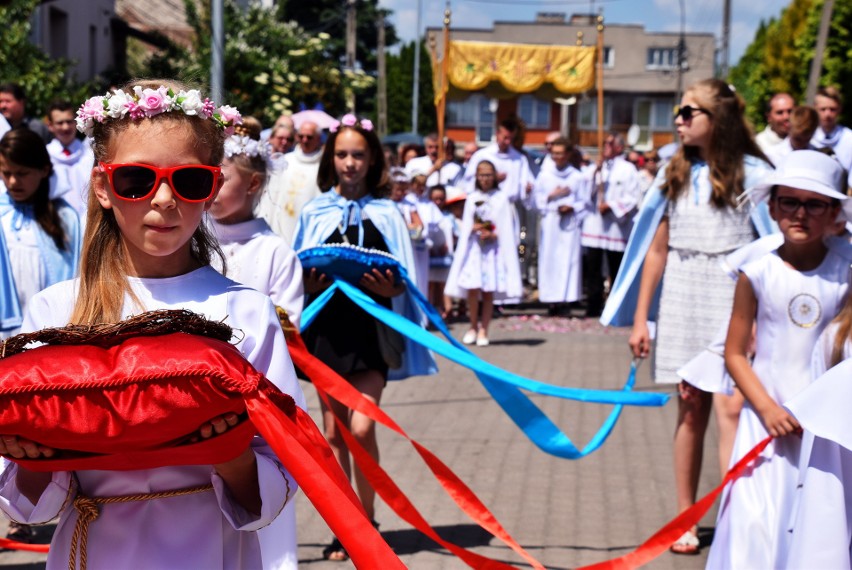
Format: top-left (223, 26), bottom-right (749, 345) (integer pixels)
top-left (328, 113), bottom-right (373, 133)
top-left (76, 86), bottom-right (242, 138)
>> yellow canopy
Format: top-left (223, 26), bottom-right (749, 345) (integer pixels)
top-left (435, 40), bottom-right (596, 103)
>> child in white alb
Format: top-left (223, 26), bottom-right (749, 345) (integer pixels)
top-left (707, 150), bottom-right (852, 569)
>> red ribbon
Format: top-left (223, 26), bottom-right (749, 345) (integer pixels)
top-left (577, 435), bottom-right (773, 570)
top-left (0, 537), bottom-right (49, 553)
top-left (287, 329), bottom-right (545, 570)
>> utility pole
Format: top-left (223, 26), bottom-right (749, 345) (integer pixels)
top-left (806, 0), bottom-right (834, 103)
top-left (674, 0), bottom-right (686, 133)
top-left (411, 0), bottom-right (422, 134)
top-left (377, 12), bottom-right (388, 137)
top-left (720, 0), bottom-right (730, 78)
top-left (211, 0), bottom-right (224, 102)
top-left (345, 0), bottom-right (357, 112)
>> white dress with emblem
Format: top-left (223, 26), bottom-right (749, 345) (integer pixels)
top-left (706, 247), bottom-right (850, 570)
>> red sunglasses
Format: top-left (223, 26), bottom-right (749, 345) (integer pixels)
top-left (99, 162), bottom-right (221, 203)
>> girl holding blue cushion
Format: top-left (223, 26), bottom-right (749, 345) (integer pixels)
top-left (292, 114), bottom-right (435, 561)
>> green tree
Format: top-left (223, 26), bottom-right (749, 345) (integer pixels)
top-left (385, 41), bottom-right (435, 134)
top-left (729, 0), bottom-right (851, 128)
top-left (0, 0), bottom-right (92, 119)
top-left (277, 0), bottom-right (398, 75)
top-left (140, 0), bottom-right (373, 125)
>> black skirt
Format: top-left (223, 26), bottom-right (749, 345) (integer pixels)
top-left (302, 219), bottom-right (393, 378)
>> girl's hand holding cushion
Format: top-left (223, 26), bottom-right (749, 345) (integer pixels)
top-left (304, 268), bottom-right (332, 294)
top-left (0, 435), bottom-right (55, 459)
top-left (360, 268), bottom-right (404, 298)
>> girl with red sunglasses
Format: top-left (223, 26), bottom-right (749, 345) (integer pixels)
top-left (0, 80), bottom-right (306, 569)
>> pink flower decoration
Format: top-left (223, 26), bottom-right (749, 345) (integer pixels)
top-left (340, 114), bottom-right (357, 127)
top-left (126, 101), bottom-right (145, 121)
top-left (80, 97), bottom-right (106, 122)
top-left (136, 87), bottom-right (169, 116)
top-left (200, 98), bottom-right (216, 119)
top-left (360, 118), bottom-right (374, 131)
top-left (328, 120), bottom-right (341, 133)
top-left (217, 105), bottom-right (242, 126)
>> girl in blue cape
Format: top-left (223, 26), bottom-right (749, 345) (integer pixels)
top-left (0, 129), bottom-right (80, 341)
top-left (292, 115), bottom-right (436, 561)
top-left (611, 79), bottom-right (774, 554)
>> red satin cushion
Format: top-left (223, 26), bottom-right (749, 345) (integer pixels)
top-left (0, 332), bottom-right (295, 472)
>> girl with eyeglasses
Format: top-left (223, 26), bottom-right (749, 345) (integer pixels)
top-left (606, 78), bottom-right (774, 555)
top-left (0, 80), bottom-right (306, 569)
top-left (708, 150), bottom-right (851, 568)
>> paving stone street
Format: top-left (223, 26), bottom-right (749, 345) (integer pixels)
top-left (0, 311), bottom-right (722, 569)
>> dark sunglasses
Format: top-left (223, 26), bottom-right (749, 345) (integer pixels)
top-left (673, 105), bottom-right (711, 121)
top-left (775, 196), bottom-right (833, 217)
top-left (99, 162), bottom-right (221, 203)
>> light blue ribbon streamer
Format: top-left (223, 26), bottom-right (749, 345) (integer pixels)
top-left (301, 271), bottom-right (669, 459)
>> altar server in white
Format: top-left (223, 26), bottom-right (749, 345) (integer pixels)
top-left (580, 132), bottom-right (642, 317)
top-left (531, 138), bottom-right (591, 309)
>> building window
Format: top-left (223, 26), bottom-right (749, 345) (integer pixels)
top-left (447, 94), bottom-right (495, 144)
top-left (517, 95), bottom-right (551, 129)
top-left (48, 7), bottom-right (69, 60)
top-left (577, 98), bottom-right (611, 129)
top-left (646, 47), bottom-right (678, 70)
top-left (603, 46), bottom-right (614, 69)
top-left (633, 98), bottom-right (675, 149)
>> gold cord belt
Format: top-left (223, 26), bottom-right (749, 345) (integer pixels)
top-left (69, 483), bottom-right (214, 570)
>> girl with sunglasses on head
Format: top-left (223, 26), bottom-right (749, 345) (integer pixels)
top-left (707, 150), bottom-right (851, 569)
top-left (605, 78), bottom-right (774, 555)
top-left (0, 80), bottom-right (306, 569)
top-left (293, 115), bottom-right (435, 562)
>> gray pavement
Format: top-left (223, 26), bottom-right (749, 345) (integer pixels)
top-left (0, 309), bottom-right (722, 569)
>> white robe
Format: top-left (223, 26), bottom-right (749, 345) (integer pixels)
top-left (404, 193), bottom-right (445, 296)
top-left (755, 126), bottom-right (785, 154)
top-left (706, 249), bottom-right (850, 570)
top-left (444, 188), bottom-right (523, 302)
top-left (811, 125), bottom-right (852, 174)
top-left (46, 138), bottom-right (94, 216)
top-left (256, 147), bottom-right (322, 243)
top-left (404, 155), bottom-right (462, 187)
top-left (580, 156), bottom-right (642, 252)
top-left (0, 268), bottom-right (306, 570)
top-left (461, 144), bottom-right (534, 205)
top-left (210, 217), bottom-right (304, 329)
top-left (784, 327), bottom-right (852, 569)
top-left (532, 164), bottom-right (591, 303)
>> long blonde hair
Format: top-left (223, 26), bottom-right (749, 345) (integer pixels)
top-left (70, 79), bottom-right (226, 325)
top-left (661, 79), bottom-right (770, 207)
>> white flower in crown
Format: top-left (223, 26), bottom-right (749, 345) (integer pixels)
top-left (105, 89), bottom-right (132, 119)
top-left (224, 135), bottom-right (271, 159)
top-left (176, 89), bottom-right (205, 116)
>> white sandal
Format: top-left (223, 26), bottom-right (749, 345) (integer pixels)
top-left (670, 528), bottom-right (700, 555)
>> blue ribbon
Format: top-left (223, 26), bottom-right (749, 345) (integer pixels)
top-left (301, 269), bottom-right (669, 459)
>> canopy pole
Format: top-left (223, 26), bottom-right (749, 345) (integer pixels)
top-left (436, 2), bottom-right (451, 163)
top-left (596, 12), bottom-right (605, 159)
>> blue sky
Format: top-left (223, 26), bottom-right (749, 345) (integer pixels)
top-left (381, 0), bottom-right (791, 67)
